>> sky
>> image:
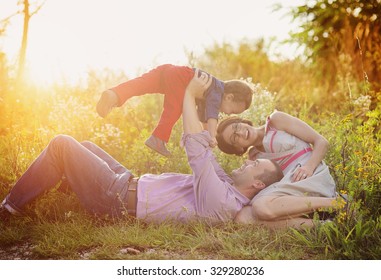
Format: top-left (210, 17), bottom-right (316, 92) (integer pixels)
top-left (0, 0), bottom-right (304, 85)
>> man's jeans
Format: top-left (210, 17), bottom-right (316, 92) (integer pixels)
top-left (2, 135), bottom-right (133, 216)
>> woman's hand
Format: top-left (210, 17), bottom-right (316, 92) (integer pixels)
top-left (186, 69), bottom-right (212, 99)
top-left (292, 164), bottom-right (314, 182)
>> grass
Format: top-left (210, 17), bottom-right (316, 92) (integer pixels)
top-left (1, 210), bottom-right (330, 260)
top-left (1, 187), bottom-right (377, 260)
top-left (1, 68), bottom-right (381, 260)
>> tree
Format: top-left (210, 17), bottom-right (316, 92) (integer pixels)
top-left (288, 0), bottom-right (381, 105)
top-left (1, 1), bottom-right (46, 81)
top-left (17, 0), bottom-right (46, 81)
top-left (0, 7), bottom-right (17, 36)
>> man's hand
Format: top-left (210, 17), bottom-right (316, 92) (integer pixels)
top-left (187, 69), bottom-right (212, 99)
top-left (206, 118), bottom-right (218, 148)
top-left (209, 137), bottom-right (218, 148)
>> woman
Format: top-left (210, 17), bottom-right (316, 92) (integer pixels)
top-left (216, 111), bottom-right (340, 228)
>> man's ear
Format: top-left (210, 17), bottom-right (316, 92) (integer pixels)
top-left (252, 180), bottom-right (266, 190)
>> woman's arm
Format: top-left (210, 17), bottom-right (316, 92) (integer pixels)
top-left (269, 111), bottom-right (329, 181)
top-left (234, 205), bottom-right (255, 224)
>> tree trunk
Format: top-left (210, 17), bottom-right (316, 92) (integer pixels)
top-left (17, 0), bottom-right (30, 82)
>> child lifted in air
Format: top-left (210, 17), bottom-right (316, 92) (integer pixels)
top-left (97, 64), bottom-right (253, 157)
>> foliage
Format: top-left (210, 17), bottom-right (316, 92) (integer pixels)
top-left (287, 0), bottom-right (381, 108)
top-left (192, 38), bottom-right (349, 115)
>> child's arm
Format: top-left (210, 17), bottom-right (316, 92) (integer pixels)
top-left (207, 118), bottom-right (218, 148)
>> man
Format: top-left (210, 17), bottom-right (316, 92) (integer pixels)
top-left (0, 71), bottom-right (283, 224)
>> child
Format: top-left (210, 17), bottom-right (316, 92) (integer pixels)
top-left (97, 64), bottom-right (253, 157)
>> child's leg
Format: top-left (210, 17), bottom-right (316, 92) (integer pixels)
top-left (111, 64), bottom-right (170, 106)
top-left (144, 65), bottom-right (193, 156)
top-left (144, 87), bottom-right (185, 157)
top-left (96, 64), bottom-right (168, 118)
top-left (151, 94), bottom-right (183, 143)
top-left (252, 195), bottom-right (337, 221)
top-left (151, 65), bottom-right (194, 142)
top-left (101, 64), bottom-right (193, 142)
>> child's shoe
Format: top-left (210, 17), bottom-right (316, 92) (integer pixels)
top-left (145, 135), bottom-right (171, 157)
top-left (96, 90), bottom-right (119, 118)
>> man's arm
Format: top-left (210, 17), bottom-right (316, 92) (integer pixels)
top-left (181, 71), bottom-right (245, 222)
top-left (207, 118), bottom-right (218, 147)
top-left (182, 68), bottom-right (228, 183)
top-left (183, 69), bottom-right (212, 134)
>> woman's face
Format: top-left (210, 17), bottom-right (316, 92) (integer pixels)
top-left (221, 121), bottom-right (256, 151)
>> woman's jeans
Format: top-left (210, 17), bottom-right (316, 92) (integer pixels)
top-left (2, 135), bottom-right (133, 216)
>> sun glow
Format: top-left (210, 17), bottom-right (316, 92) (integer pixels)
top-left (25, 23), bottom-right (91, 85)
top-left (1, 0), bottom-right (303, 86)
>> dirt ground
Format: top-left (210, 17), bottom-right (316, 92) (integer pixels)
top-left (0, 242), bottom-right (36, 260)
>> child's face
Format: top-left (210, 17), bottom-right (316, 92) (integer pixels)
top-left (220, 96), bottom-right (246, 115)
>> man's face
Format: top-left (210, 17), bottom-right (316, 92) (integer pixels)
top-left (231, 159), bottom-right (274, 187)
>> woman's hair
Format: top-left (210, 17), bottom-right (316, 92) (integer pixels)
top-left (216, 116), bottom-right (253, 156)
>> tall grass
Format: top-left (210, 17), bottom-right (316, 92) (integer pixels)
top-left (1, 63), bottom-right (380, 259)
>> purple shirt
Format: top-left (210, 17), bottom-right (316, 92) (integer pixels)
top-left (136, 131), bottom-right (249, 223)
